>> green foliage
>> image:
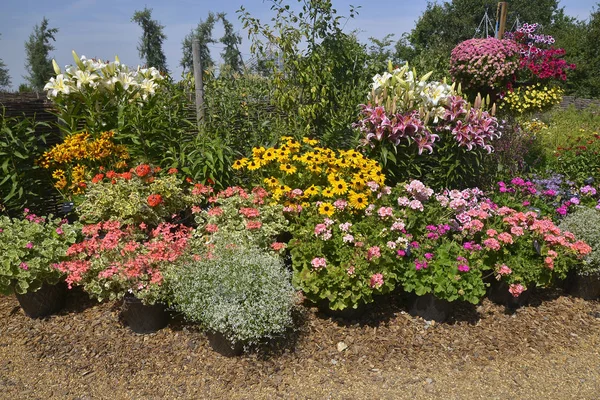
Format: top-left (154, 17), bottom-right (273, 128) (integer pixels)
top-left (559, 207), bottom-right (600, 276)
top-left (202, 70), bottom-right (287, 159)
top-left (0, 110), bottom-right (52, 214)
top-left (399, 237), bottom-right (487, 304)
top-left (239, 0), bottom-right (373, 149)
top-left (77, 168), bottom-right (199, 226)
top-left (131, 7), bottom-right (168, 73)
top-left (0, 212), bottom-right (80, 295)
top-left (537, 106), bottom-right (600, 183)
top-left (24, 17), bottom-right (58, 91)
top-left (170, 240), bottom-right (297, 345)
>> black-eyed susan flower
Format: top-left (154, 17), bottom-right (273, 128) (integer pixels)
top-left (318, 202), bottom-right (335, 217)
top-left (304, 185), bottom-right (320, 197)
top-left (322, 187), bottom-right (335, 198)
top-left (331, 180), bottom-right (348, 196)
top-left (247, 160), bottom-right (261, 171)
top-left (349, 190), bottom-right (368, 209)
top-left (262, 148), bottom-right (277, 162)
top-left (264, 176), bottom-right (280, 188)
top-left (280, 163), bottom-right (297, 175)
top-left (232, 158), bottom-right (247, 170)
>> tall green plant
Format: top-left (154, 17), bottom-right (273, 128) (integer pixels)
top-left (0, 110), bottom-right (51, 215)
top-left (239, 0), bottom-right (373, 148)
top-left (132, 7), bottom-right (169, 73)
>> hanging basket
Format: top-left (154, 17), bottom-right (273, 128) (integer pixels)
top-left (14, 281), bottom-right (68, 318)
top-left (120, 294), bottom-right (170, 334)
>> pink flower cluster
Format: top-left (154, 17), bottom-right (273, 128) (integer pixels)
top-left (450, 38), bottom-right (521, 89)
top-left (56, 222), bottom-right (191, 289)
top-left (355, 106), bottom-right (439, 155)
top-left (440, 96), bottom-right (501, 153)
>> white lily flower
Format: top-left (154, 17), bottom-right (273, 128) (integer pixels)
top-left (74, 70), bottom-right (99, 89)
top-left (44, 74), bottom-right (72, 98)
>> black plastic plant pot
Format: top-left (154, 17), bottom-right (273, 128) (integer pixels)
top-left (120, 295), bottom-right (170, 334)
top-left (14, 281), bottom-right (68, 318)
top-left (487, 279), bottom-right (532, 309)
top-left (206, 331), bottom-right (245, 357)
top-left (408, 293), bottom-right (452, 323)
top-left (564, 270), bottom-right (600, 300)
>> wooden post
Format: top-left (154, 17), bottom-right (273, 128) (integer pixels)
top-left (192, 39), bottom-right (205, 126)
top-left (496, 2), bottom-right (508, 39)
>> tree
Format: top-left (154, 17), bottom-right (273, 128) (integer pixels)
top-left (131, 7), bottom-right (168, 73)
top-left (368, 34), bottom-right (396, 70)
top-left (180, 13), bottom-right (217, 73)
top-left (218, 13), bottom-right (243, 73)
top-left (23, 17), bottom-right (58, 91)
top-left (0, 34), bottom-right (11, 90)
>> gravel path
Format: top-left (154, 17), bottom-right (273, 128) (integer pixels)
top-left (1, 288), bottom-right (600, 399)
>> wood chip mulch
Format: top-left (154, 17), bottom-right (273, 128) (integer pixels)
top-left (2, 288), bottom-right (600, 399)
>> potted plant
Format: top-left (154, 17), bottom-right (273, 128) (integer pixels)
top-left (0, 209), bottom-right (80, 318)
top-left (55, 221), bottom-right (193, 333)
top-left (169, 238), bottom-right (297, 356)
top-left (288, 180), bottom-right (403, 316)
top-left (559, 207), bottom-right (600, 299)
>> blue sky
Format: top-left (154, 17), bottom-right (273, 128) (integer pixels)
top-left (0, 0), bottom-right (597, 88)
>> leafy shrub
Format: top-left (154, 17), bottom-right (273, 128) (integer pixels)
top-left (0, 111), bottom-right (52, 214)
top-left (55, 221), bottom-right (192, 304)
top-left (77, 165), bottom-right (201, 226)
top-left (170, 240), bottom-right (296, 345)
top-left (0, 210), bottom-right (80, 294)
top-left (559, 207), bottom-right (600, 276)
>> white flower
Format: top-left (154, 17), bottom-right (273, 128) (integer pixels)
top-left (44, 74), bottom-right (72, 98)
top-left (73, 70), bottom-right (99, 89)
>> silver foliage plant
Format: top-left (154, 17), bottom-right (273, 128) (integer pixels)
top-left (559, 207), bottom-right (600, 276)
top-left (170, 239), bottom-right (296, 345)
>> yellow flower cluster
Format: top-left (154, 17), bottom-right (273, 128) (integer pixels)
top-left (233, 136), bottom-right (385, 214)
top-left (500, 84), bottom-right (563, 115)
top-left (40, 131), bottom-right (129, 197)
top-left (520, 118), bottom-right (549, 134)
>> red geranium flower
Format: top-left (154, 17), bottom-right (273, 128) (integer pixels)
top-left (168, 168), bottom-right (178, 175)
top-left (147, 194), bottom-right (163, 207)
top-left (120, 172), bottom-right (132, 180)
top-left (91, 173), bottom-right (104, 184)
top-left (135, 164), bottom-right (152, 177)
